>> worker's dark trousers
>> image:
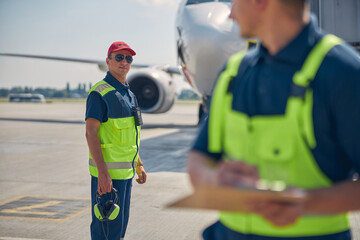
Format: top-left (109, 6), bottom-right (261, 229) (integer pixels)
top-left (90, 176), bottom-right (132, 240)
top-left (202, 221), bottom-right (352, 240)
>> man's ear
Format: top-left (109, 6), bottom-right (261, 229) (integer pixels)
top-left (106, 57), bottom-right (110, 65)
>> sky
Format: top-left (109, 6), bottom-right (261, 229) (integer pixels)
top-left (0, 0), bottom-right (188, 91)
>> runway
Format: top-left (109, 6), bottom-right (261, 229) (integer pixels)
top-left (0, 102), bottom-right (359, 240)
top-left (0, 101), bottom-right (217, 240)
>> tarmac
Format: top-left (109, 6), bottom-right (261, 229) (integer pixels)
top-left (0, 101), bottom-right (359, 240)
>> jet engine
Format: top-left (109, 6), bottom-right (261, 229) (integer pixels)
top-left (127, 68), bottom-right (176, 113)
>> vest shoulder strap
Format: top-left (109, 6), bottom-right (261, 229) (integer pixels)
top-left (293, 34), bottom-right (343, 87)
top-left (88, 80), bottom-right (116, 97)
top-left (208, 51), bottom-right (246, 153)
top-left (291, 34), bottom-right (342, 148)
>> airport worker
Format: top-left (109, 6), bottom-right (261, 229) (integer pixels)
top-left (85, 41), bottom-right (147, 240)
top-left (187, 0), bottom-right (360, 239)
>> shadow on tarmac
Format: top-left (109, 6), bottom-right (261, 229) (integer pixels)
top-left (140, 127), bottom-right (198, 173)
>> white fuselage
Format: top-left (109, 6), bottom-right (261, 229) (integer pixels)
top-left (176, 0), bottom-right (248, 99)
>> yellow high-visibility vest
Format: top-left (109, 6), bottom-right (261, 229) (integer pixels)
top-left (88, 80), bottom-right (140, 180)
top-left (208, 35), bottom-right (349, 237)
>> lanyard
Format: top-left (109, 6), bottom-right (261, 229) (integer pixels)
top-left (115, 89), bottom-right (143, 126)
top-left (115, 89), bottom-right (138, 109)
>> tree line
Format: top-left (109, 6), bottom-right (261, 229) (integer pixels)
top-left (0, 82), bottom-right (92, 99)
top-left (0, 83), bottom-right (200, 100)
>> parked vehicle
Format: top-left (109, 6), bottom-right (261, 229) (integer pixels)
top-left (8, 93), bottom-right (45, 103)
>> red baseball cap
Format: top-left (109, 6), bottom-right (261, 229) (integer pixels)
top-left (107, 41), bottom-right (136, 57)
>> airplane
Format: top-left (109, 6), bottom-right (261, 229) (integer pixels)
top-left (0, 0), bottom-right (249, 120)
top-left (1, 0), bottom-right (359, 120)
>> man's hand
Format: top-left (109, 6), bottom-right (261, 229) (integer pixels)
top-left (247, 200), bottom-right (305, 227)
top-left (97, 170), bottom-right (113, 195)
top-left (187, 151), bottom-right (260, 188)
top-left (216, 161), bottom-right (304, 226)
top-left (215, 160), bottom-right (260, 187)
top-left (136, 166), bottom-right (147, 184)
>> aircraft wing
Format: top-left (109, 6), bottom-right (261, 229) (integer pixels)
top-left (0, 53), bottom-right (181, 74)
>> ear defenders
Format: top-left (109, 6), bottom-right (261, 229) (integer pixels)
top-left (94, 188), bottom-right (120, 221)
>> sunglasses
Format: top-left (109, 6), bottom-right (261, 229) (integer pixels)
top-left (110, 54), bottom-right (133, 64)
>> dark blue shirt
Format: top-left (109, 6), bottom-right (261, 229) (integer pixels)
top-left (193, 20), bottom-right (360, 184)
top-left (85, 72), bottom-right (136, 122)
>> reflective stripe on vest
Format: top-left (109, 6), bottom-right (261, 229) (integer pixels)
top-left (208, 35), bottom-right (349, 237)
top-left (89, 159), bottom-right (138, 169)
top-left (88, 80), bottom-right (140, 180)
top-left (89, 81), bottom-right (115, 97)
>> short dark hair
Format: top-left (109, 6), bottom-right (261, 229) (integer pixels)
top-left (278, 0), bottom-right (308, 10)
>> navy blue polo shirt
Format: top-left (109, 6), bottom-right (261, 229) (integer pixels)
top-left (85, 71), bottom-right (136, 122)
top-left (193, 20), bottom-right (360, 183)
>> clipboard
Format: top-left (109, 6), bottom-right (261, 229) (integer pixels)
top-left (166, 186), bottom-right (308, 213)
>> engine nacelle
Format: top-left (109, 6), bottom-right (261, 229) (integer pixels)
top-left (127, 68), bottom-right (176, 113)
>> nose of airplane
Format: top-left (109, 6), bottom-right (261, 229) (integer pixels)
top-left (176, 1), bottom-right (247, 97)
top-left (183, 2), bottom-right (238, 34)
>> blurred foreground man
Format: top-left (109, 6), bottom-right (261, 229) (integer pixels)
top-left (86, 41), bottom-right (147, 240)
top-left (188, 0), bottom-right (360, 239)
